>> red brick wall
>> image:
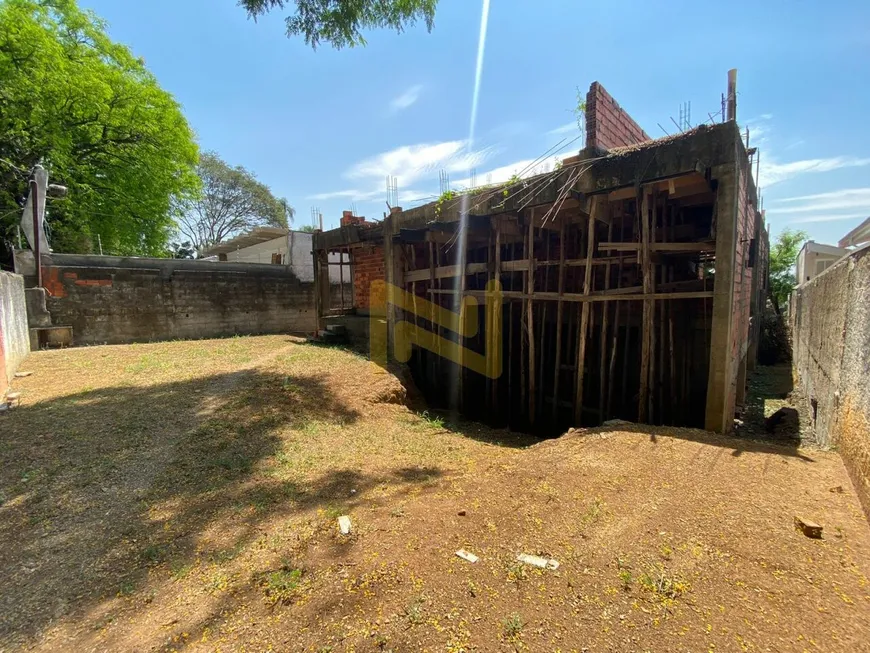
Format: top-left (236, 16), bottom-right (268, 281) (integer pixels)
top-left (725, 162), bottom-right (757, 411)
top-left (585, 82), bottom-right (650, 152)
top-left (353, 246), bottom-right (385, 310)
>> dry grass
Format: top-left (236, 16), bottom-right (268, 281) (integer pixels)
top-left (1, 336), bottom-right (869, 652)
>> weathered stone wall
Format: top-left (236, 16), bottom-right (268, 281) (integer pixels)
top-left (792, 247), bottom-right (870, 516)
top-left (0, 271), bottom-right (30, 395)
top-left (36, 254), bottom-right (318, 345)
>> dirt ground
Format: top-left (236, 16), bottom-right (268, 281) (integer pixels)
top-left (1, 336), bottom-right (868, 652)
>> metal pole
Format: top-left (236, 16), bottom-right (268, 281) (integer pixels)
top-left (30, 178), bottom-right (42, 288)
top-left (97, 233), bottom-right (103, 255)
top-left (16, 225), bottom-right (22, 250)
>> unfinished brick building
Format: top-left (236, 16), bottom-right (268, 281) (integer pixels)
top-left (313, 79), bottom-right (769, 435)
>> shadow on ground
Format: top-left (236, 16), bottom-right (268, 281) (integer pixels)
top-left (0, 368), bottom-right (441, 648)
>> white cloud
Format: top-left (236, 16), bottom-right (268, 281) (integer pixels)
top-left (346, 140), bottom-right (494, 187)
top-left (389, 84), bottom-right (423, 113)
top-left (766, 187), bottom-right (870, 226)
top-left (759, 156), bottom-right (870, 187)
top-left (306, 188), bottom-right (382, 201)
top-left (768, 188), bottom-right (870, 214)
top-left (451, 154), bottom-right (563, 190)
top-left (547, 121), bottom-right (579, 136)
top-left (789, 213), bottom-right (869, 224)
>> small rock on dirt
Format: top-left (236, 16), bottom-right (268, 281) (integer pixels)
top-left (829, 485), bottom-right (845, 494)
top-left (338, 515), bottom-right (352, 535)
top-left (14, 371), bottom-right (33, 378)
top-left (457, 509), bottom-right (467, 516)
top-left (794, 516), bottom-right (823, 539)
top-left (517, 553), bottom-right (559, 570)
top-left (455, 549), bottom-right (478, 563)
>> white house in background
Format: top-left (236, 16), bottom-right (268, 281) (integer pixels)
top-left (203, 227), bottom-right (295, 265)
top-left (202, 227), bottom-right (348, 293)
top-left (795, 240), bottom-right (848, 285)
top-left (839, 216), bottom-right (870, 249)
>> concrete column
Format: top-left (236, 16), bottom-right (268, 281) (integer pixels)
top-left (705, 156), bottom-right (740, 433)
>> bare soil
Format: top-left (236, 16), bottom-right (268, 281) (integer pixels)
top-left (1, 336), bottom-right (868, 652)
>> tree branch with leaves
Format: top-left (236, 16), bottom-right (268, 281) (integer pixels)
top-left (175, 152), bottom-right (294, 256)
top-left (239, 0), bottom-right (438, 49)
top-left (768, 227), bottom-right (808, 315)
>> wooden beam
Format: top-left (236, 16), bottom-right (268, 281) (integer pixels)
top-left (527, 213), bottom-right (536, 425)
top-left (574, 196), bottom-right (599, 425)
top-left (431, 288), bottom-right (714, 302)
top-left (638, 188), bottom-right (652, 423)
top-left (405, 262), bottom-right (488, 283)
top-left (490, 222), bottom-right (502, 407)
top-left (552, 218), bottom-right (566, 421)
top-left (599, 211), bottom-right (613, 423)
top-left (598, 241), bottom-right (716, 253)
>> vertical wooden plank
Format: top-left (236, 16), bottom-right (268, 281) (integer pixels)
top-left (490, 221), bottom-right (502, 409)
top-left (599, 207), bottom-right (614, 422)
top-left (552, 218), bottom-right (567, 421)
top-left (527, 211), bottom-right (537, 425)
top-left (339, 250), bottom-right (345, 310)
top-left (538, 230), bottom-right (550, 419)
top-left (312, 247), bottom-right (323, 333)
top-left (574, 196), bottom-right (599, 425)
top-left (638, 189), bottom-right (652, 423)
top-left (607, 203), bottom-right (625, 418)
top-left (520, 230), bottom-right (527, 422)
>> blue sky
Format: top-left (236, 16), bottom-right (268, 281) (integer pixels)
top-left (81, 0), bottom-right (870, 243)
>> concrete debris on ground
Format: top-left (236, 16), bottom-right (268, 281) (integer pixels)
top-left (337, 515), bottom-right (352, 535)
top-left (455, 549), bottom-right (479, 563)
top-left (794, 516), bottom-right (823, 539)
top-left (517, 553), bottom-right (560, 570)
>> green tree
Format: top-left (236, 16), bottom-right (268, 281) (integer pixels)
top-left (240, 0), bottom-right (437, 49)
top-left (297, 224), bottom-right (317, 233)
top-left (176, 152), bottom-right (293, 256)
top-left (0, 0), bottom-right (199, 257)
top-left (768, 227), bottom-right (808, 315)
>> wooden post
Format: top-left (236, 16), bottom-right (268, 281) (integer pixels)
top-left (599, 210), bottom-right (613, 423)
top-left (339, 250), bottom-right (345, 310)
top-left (490, 221), bottom-right (502, 409)
top-left (527, 212), bottom-right (536, 425)
top-left (312, 247), bottom-right (323, 333)
top-left (638, 189), bottom-right (652, 423)
top-left (552, 218), bottom-right (566, 421)
top-left (574, 196), bottom-right (599, 425)
top-left (538, 230), bottom-right (550, 419)
top-left (607, 203), bottom-right (625, 418)
top-left (521, 227), bottom-right (528, 422)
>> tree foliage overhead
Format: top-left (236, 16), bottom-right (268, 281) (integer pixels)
top-left (240, 0), bottom-right (438, 49)
top-left (768, 227), bottom-right (808, 315)
top-left (176, 152), bottom-right (294, 256)
top-left (0, 0), bottom-right (199, 256)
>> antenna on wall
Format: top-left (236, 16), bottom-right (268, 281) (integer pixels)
top-left (310, 206), bottom-right (319, 229)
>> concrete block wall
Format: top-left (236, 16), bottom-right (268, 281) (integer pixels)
top-left (792, 247), bottom-right (870, 517)
top-left (585, 82), bottom-right (650, 152)
top-left (0, 271), bottom-right (30, 396)
top-left (38, 254), bottom-right (317, 345)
